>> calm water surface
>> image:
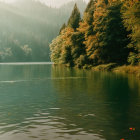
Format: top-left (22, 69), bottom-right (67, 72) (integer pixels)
top-left (0, 63), bottom-right (140, 140)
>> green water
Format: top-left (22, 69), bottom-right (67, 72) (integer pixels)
top-left (0, 63), bottom-right (140, 140)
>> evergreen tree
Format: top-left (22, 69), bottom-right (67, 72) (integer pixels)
top-left (68, 4), bottom-right (81, 30)
top-left (100, 1), bottom-right (130, 63)
top-left (85, 0), bottom-right (95, 13)
top-left (71, 31), bottom-right (86, 67)
top-left (77, 0), bottom-right (96, 65)
top-left (60, 27), bottom-right (75, 66)
top-left (84, 0), bottom-right (108, 64)
top-left (83, 0), bottom-right (95, 35)
top-left (122, 0), bottom-right (140, 64)
top-left (59, 23), bottom-right (66, 34)
top-left (85, 0), bottom-right (130, 64)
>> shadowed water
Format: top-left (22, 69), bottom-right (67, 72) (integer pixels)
top-left (0, 63), bottom-right (140, 140)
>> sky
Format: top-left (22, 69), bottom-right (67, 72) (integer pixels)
top-left (0, 0), bottom-right (90, 7)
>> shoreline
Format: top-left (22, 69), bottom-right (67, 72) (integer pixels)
top-left (91, 63), bottom-right (140, 79)
top-left (56, 63), bottom-right (140, 79)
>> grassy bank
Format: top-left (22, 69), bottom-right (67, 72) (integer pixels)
top-left (91, 63), bottom-right (140, 78)
top-left (113, 65), bottom-right (140, 78)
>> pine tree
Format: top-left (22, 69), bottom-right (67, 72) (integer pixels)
top-left (77, 0), bottom-right (96, 65)
top-left (84, 0), bottom-right (108, 64)
top-left (100, 1), bottom-right (130, 63)
top-left (68, 4), bottom-right (81, 30)
top-left (83, 0), bottom-right (95, 35)
top-left (60, 27), bottom-right (75, 66)
top-left (70, 31), bottom-right (86, 67)
top-left (85, 0), bottom-right (95, 13)
top-left (59, 23), bottom-right (66, 34)
top-left (84, 0), bottom-right (130, 64)
top-left (122, 0), bottom-right (140, 64)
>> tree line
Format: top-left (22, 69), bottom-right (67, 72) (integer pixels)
top-left (50, 0), bottom-right (140, 68)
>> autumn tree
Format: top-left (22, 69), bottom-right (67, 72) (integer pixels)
top-left (84, 0), bottom-right (108, 64)
top-left (50, 0), bottom-right (138, 68)
top-left (77, 0), bottom-right (96, 65)
top-left (85, 0), bottom-right (130, 64)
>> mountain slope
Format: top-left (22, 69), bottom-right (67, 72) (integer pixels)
top-left (0, 0), bottom-right (87, 62)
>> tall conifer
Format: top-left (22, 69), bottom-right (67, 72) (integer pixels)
top-left (68, 4), bottom-right (81, 30)
top-left (59, 23), bottom-right (66, 34)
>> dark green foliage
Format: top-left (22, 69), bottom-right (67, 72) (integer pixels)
top-left (71, 32), bottom-right (85, 59)
top-left (99, 2), bottom-right (130, 63)
top-left (61, 46), bottom-right (73, 66)
top-left (104, 0), bottom-right (108, 5)
top-left (83, 0), bottom-right (95, 38)
top-left (122, 0), bottom-right (140, 64)
top-left (85, 0), bottom-right (95, 13)
top-left (68, 4), bottom-right (81, 30)
top-left (84, 0), bottom-right (95, 25)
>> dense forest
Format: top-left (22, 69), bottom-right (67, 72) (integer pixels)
top-left (0, 0), bottom-right (86, 62)
top-left (50, 0), bottom-right (140, 68)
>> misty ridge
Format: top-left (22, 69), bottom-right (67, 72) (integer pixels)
top-left (0, 0), bottom-right (87, 62)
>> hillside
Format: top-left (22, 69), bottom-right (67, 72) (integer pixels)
top-left (0, 0), bottom-right (86, 62)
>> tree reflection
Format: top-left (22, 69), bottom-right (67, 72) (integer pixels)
top-left (51, 65), bottom-right (140, 140)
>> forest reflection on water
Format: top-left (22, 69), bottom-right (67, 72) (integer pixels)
top-left (0, 63), bottom-right (140, 140)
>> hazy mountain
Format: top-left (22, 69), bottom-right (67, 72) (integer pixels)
top-left (0, 0), bottom-right (87, 62)
top-left (0, 0), bottom-right (89, 8)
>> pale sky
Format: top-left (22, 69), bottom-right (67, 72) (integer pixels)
top-left (0, 0), bottom-right (90, 7)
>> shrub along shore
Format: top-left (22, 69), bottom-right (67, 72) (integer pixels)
top-left (91, 63), bottom-right (140, 78)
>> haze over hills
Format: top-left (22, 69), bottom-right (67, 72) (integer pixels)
top-left (0, 0), bottom-right (87, 62)
top-left (0, 0), bottom-right (89, 7)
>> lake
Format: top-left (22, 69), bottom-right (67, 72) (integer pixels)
top-left (0, 63), bottom-right (140, 140)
